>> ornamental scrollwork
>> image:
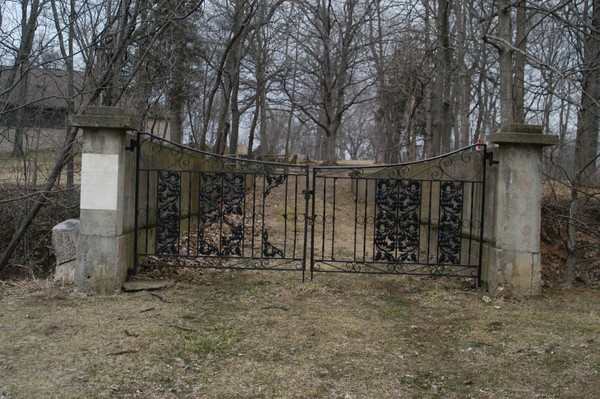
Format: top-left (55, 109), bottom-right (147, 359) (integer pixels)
top-left (262, 230), bottom-right (284, 258)
top-left (156, 171), bottom-right (181, 254)
top-left (197, 172), bottom-right (245, 256)
top-left (373, 179), bottom-right (421, 263)
top-left (265, 174), bottom-right (287, 196)
top-left (438, 181), bottom-right (464, 264)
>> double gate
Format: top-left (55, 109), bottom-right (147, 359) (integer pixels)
top-left (131, 132), bottom-right (488, 283)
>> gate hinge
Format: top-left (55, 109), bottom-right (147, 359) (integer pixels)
top-left (485, 151), bottom-right (499, 166)
top-left (302, 189), bottom-right (313, 199)
top-left (125, 139), bottom-right (138, 152)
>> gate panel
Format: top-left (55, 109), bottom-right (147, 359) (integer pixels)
top-left (310, 146), bottom-right (487, 282)
top-left (133, 132), bottom-right (310, 277)
top-left (133, 134), bottom-right (487, 283)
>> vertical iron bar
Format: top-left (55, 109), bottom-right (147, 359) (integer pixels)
top-left (241, 170), bottom-right (247, 257)
top-left (261, 172), bottom-right (267, 260)
top-left (477, 145), bottom-right (489, 286)
top-left (435, 179), bottom-right (442, 265)
top-left (394, 178), bottom-right (400, 262)
top-left (132, 132), bottom-right (141, 275)
top-left (196, 171), bottom-right (203, 256)
top-left (331, 178), bottom-right (336, 259)
top-left (310, 168), bottom-right (317, 279)
top-left (321, 176), bottom-right (327, 261)
top-left (186, 171), bottom-right (192, 256)
top-left (251, 173), bottom-right (257, 258)
top-left (154, 170), bottom-right (159, 257)
top-left (284, 174), bottom-right (289, 256)
top-left (177, 171), bottom-right (183, 258)
top-left (372, 177), bottom-right (377, 262)
top-left (144, 167), bottom-right (150, 257)
top-left (218, 173), bottom-right (224, 255)
top-left (468, 180), bottom-right (476, 268)
top-left (293, 175), bottom-right (299, 259)
top-left (302, 168), bottom-right (310, 281)
top-left (426, 180), bottom-right (433, 265)
top-left (353, 173), bottom-right (359, 262)
top-left (457, 181), bottom-right (465, 266)
top-left (363, 177), bottom-right (369, 262)
top-left (417, 180), bottom-right (423, 263)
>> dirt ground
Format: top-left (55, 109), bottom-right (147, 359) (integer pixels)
top-left (0, 270), bottom-right (598, 399)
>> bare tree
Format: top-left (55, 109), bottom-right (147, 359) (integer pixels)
top-left (4, 0), bottom-right (47, 157)
top-left (0, 0), bottom-right (206, 272)
top-left (566, 0), bottom-right (600, 285)
top-left (284, 0), bottom-right (374, 165)
top-left (430, 0), bottom-right (453, 155)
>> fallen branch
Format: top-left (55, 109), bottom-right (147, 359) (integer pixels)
top-left (171, 324), bottom-right (198, 333)
top-left (150, 292), bottom-right (167, 302)
top-left (108, 348), bottom-right (139, 356)
top-left (261, 304), bottom-right (289, 311)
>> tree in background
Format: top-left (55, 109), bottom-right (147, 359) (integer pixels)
top-left (0, 0), bottom-right (599, 283)
top-left (283, 0), bottom-right (374, 165)
top-left (0, 0), bottom-right (206, 272)
top-left (565, 0), bottom-right (600, 285)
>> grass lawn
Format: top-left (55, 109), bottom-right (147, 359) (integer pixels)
top-left (0, 270), bottom-right (598, 398)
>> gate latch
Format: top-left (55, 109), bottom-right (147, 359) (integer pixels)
top-left (302, 190), bottom-right (313, 199)
top-left (125, 139), bottom-right (138, 152)
top-left (485, 151), bottom-right (499, 166)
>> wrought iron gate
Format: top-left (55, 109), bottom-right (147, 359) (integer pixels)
top-left (131, 132), bottom-right (488, 284)
top-left (132, 132), bottom-right (310, 278)
top-left (308, 145), bottom-right (488, 284)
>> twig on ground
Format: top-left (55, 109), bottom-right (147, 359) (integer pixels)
top-left (107, 348), bottom-right (138, 356)
top-left (149, 292), bottom-right (166, 302)
top-left (261, 304), bottom-right (289, 311)
top-left (171, 324), bottom-right (198, 333)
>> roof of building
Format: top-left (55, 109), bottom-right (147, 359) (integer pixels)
top-left (0, 66), bottom-right (86, 110)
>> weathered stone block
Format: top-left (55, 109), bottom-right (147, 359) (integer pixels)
top-left (52, 219), bottom-right (80, 283)
top-left (488, 247), bottom-right (541, 297)
top-left (52, 219), bottom-right (80, 265)
top-left (54, 260), bottom-right (76, 283)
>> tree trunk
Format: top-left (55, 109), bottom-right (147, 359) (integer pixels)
top-left (247, 100), bottom-right (259, 158)
top-left (324, 130), bottom-right (337, 165)
top-left (10, 0), bottom-right (43, 157)
top-left (566, 0), bottom-right (600, 285)
top-left (229, 71), bottom-right (241, 155)
top-left (215, 90), bottom-right (231, 155)
top-left (439, 0), bottom-right (453, 153)
top-left (258, 79), bottom-right (268, 157)
top-left (574, 0), bottom-right (600, 187)
top-left (498, 0), bottom-right (514, 126)
top-left (513, 0), bottom-right (527, 123)
top-left (455, 0), bottom-right (470, 147)
top-left (50, 0), bottom-right (78, 212)
top-left (168, 58), bottom-right (185, 144)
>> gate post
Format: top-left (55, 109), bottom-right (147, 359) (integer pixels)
top-left (70, 107), bottom-right (141, 293)
top-left (486, 124), bottom-right (558, 296)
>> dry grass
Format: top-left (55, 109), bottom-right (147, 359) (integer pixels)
top-left (1, 270), bottom-right (598, 399)
top-left (1, 167), bottom-right (598, 398)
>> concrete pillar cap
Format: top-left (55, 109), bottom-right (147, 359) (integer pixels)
top-left (69, 106), bottom-right (142, 131)
top-left (488, 124), bottom-right (558, 146)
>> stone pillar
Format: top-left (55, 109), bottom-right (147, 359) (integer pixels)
top-left (487, 124), bottom-right (558, 296)
top-left (69, 107), bottom-right (141, 293)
